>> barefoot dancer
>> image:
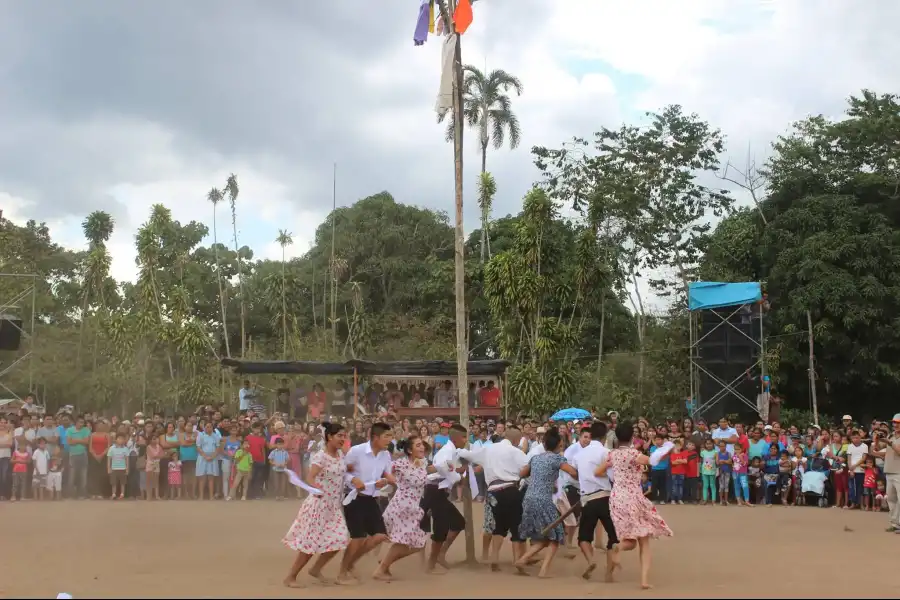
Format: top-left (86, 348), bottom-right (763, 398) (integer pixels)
top-left (609, 422), bottom-right (674, 590)
top-left (374, 435), bottom-right (432, 581)
top-left (338, 422), bottom-right (395, 584)
top-left (572, 421), bottom-right (620, 581)
top-left (282, 423), bottom-right (350, 588)
top-left (515, 427), bottom-right (579, 578)
top-left (423, 423), bottom-right (468, 572)
top-left (459, 425), bottom-right (528, 570)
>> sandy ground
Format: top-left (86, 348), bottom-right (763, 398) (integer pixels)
top-left (2, 500), bottom-right (898, 598)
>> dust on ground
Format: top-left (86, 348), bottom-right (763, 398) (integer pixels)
top-left (2, 501), bottom-right (897, 598)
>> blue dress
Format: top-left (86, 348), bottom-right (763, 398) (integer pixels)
top-left (518, 453), bottom-right (566, 543)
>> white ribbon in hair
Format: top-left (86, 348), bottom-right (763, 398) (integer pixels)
top-left (286, 470), bottom-right (323, 496)
top-left (649, 441), bottom-right (675, 467)
top-left (343, 480), bottom-right (380, 506)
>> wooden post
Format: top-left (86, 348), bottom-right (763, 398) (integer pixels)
top-left (806, 310), bottom-right (818, 426)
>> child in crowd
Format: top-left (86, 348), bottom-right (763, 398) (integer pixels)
top-left (875, 479), bottom-right (887, 511)
top-left (763, 445), bottom-right (780, 504)
top-left (791, 446), bottom-right (807, 506)
top-left (748, 457), bottom-right (764, 504)
top-left (145, 437), bottom-right (163, 500)
top-left (11, 446), bottom-right (30, 502)
top-left (778, 450), bottom-right (793, 505)
top-left (32, 438), bottom-right (50, 501)
top-left (700, 438), bottom-right (717, 505)
top-left (167, 451), bottom-right (183, 500)
top-left (641, 471), bottom-right (652, 497)
top-left (862, 456), bottom-right (877, 511)
top-left (47, 445), bottom-right (63, 500)
top-left (832, 455), bottom-right (848, 509)
top-left (649, 433), bottom-right (669, 504)
top-left (669, 439), bottom-right (687, 505)
top-left (731, 442), bottom-right (750, 507)
top-left (684, 441), bottom-right (699, 504)
top-left (716, 439), bottom-right (732, 506)
top-left (107, 434), bottom-right (130, 500)
top-left (230, 440), bottom-right (253, 501)
top-left (268, 437), bottom-right (289, 501)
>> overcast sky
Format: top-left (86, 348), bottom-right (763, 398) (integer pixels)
top-left (2, 0), bottom-right (898, 311)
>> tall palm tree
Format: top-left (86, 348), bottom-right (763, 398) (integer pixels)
top-left (276, 229), bottom-right (294, 360)
top-left (207, 187), bottom-right (231, 358)
top-left (78, 210), bottom-right (115, 362)
top-left (476, 171), bottom-right (496, 263)
top-left (438, 65), bottom-right (522, 262)
top-left (225, 174), bottom-right (246, 357)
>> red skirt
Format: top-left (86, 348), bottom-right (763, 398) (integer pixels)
top-left (833, 470), bottom-right (848, 492)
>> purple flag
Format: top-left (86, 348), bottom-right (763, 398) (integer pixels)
top-left (413, 0), bottom-right (430, 46)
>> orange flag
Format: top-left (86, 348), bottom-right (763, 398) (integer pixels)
top-left (453, 0), bottom-right (473, 34)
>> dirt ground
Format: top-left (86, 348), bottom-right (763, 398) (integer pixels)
top-left (2, 500), bottom-right (898, 598)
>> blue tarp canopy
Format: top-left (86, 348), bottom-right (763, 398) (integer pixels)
top-left (687, 281), bottom-right (762, 311)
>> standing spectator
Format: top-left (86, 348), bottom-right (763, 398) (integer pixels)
top-left (239, 380), bottom-right (258, 414)
top-left (88, 421), bottom-right (111, 500)
top-left (32, 437), bottom-right (50, 501)
top-left (649, 434), bottom-right (669, 504)
top-left (66, 416), bottom-right (90, 499)
top-left (669, 439), bottom-right (687, 504)
top-left (433, 380), bottom-right (455, 409)
top-left (712, 417), bottom-right (738, 454)
top-left (684, 441), bottom-right (699, 503)
top-left (145, 437), bottom-right (163, 500)
top-left (716, 440), bottom-right (732, 506)
top-left (14, 415), bottom-right (36, 498)
top-left (732, 442), bottom-right (750, 506)
top-left (196, 422), bottom-right (221, 500)
top-left (107, 434), bottom-right (130, 500)
top-left (230, 439), bottom-right (253, 501)
top-left (268, 437), bottom-right (289, 500)
top-left (700, 438), bottom-right (717, 504)
top-left (846, 431), bottom-right (869, 509)
top-left (36, 416), bottom-right (58, 456)
top-left (479, 380), bottom-right (501, 408)
top-left (869, 414), bottom-right (900, 530)
top-left (246, 422), bottom-right (268, 499)
top-left (10, 443), bottom-right (29, 501)
top-left (307, 384), bottom-right (326, 421)
top-left (0, 416), bottom-right (12, 499)
top-left (179, 423), bottom-right (198, 499)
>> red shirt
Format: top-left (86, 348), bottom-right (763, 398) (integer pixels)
top-left (246, 434), bottom-right (267, 463)
top-left (670, 451), bottom-right (689, 476)
top-left (685, 450), bottom-right (699, 478)
top-left (479, 387), bottom-right (501, 407)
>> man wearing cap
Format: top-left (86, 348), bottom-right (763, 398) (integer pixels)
top-left (868, 414), bottom-right (900, 532)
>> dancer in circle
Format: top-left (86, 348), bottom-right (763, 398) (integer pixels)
top-left (423, 423), bottom-right (468, 573)
top-left (374, 434), bottom-right (432, 581)
top-left (515, 427), bottom-right (579, 578)
top-left (609, 421), bottom-right (674, 590)
top-left (338, 422), bottom-right (395, 584)
top-left (282, 422), bottom-right (350, 588)
top-left (572, 421), bottom-right (619, 581)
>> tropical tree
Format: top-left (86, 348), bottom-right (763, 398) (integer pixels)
top-left (438, 65), bottom-right (523, 262)
top-left (77, 210), bottom-right (115, 366)
top-left (476, 172), bottom-right (496, 263)
top-left (225, 174), bottom-right (247, 357)
top-left (276, 229), bottom-right (293, 359)
top-left (207, 187), bottom-right (230, 357)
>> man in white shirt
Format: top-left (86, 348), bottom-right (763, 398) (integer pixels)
top-left (459, 425), bottom-right (528, 568)
top-left (423, 423), bottom-right (468, 573)
top-left (846, 430), bottom-right (869, 509)
top-left (562, 426), bottom-right (592, 522)
top-left (572, 421), bottom-right (620, 580)
top-left (338, 422), bottom-right (395, 584)
top-left (238, 380), bottom-right (257, 413)
top-left (711, 417), bottom-right (738, 454)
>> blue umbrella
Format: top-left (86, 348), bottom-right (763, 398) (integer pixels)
top-left (551, 407), bottom-right (591, 421)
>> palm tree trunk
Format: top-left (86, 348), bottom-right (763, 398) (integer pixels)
top-left (282, 248), bottom-right (288, 360)
top-left (479, 141), bottom-right (488, 264)
top-left (212, 211), bottom-right (231, 357)
top-left (596, 293), bottom-right (606, 373)
top-left (232, 217), bottom-right (246, 357)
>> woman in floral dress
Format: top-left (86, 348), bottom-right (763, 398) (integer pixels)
top-left (608, 421), bottom-right (674, 590)
top-left (514, 427), bottom-right (579, 578)
top-left (282, 423), bottom-right (350, 588)
top-left (374, 434), bottom-right (433, 581)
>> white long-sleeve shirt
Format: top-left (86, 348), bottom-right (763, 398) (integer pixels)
top-left (427, 439), bottom-right (460, 489)
top-left (343, 441), bottom-right (392, 496)
top-left (572, 440), bottom-right (612, 494)
top-left (561, 440), bottom-right (588, 489)
top-left (459, 439), bottom-right (527, 491)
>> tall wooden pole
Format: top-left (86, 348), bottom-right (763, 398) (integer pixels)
top-left (441, 0), bottom-right (475, 564)
top-left (330, 163), bottom-right (338, 353)
top-left (806, 310), bottom-right (818, 426)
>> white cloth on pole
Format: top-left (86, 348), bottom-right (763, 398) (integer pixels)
top-left (468, 464), bottom-right (479, 499)
top-left (435, 34), bottom-right (456, 114)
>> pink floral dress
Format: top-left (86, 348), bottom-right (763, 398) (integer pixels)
top-left (382, 456), bottom-right (428, 549)
top-left (610, 447), bottom-right (673, 541)
top-left (282, 450), bottom-right (350, 554)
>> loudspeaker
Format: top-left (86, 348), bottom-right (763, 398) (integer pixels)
top-left (695, 306), bottom-right (761, 365)
top-left (0, 316), bottom-right (22, 351)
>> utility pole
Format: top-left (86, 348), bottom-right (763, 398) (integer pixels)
top-left (437, 0), bottom-right (475, 565)
top-left (806, 310), bottom-right (818, 426)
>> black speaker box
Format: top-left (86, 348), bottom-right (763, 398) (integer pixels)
top-left (0, 317), bottom-right (22, 351)
top-left (695, 307), bottom-right (761, 365)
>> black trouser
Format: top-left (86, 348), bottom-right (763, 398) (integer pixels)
top-left (684, 477), bottom-right (698, 503)
top-left (650, 470), bottom-right (668, 503)
top-left (564, 485), bottom-right (582, 520)
top-left (578, 495), bottom-right (618, 549)
top-left (489, 484), bottom-right (524, 542)
top-left (422, 484), bottom-right (465, 542)
top-left (250, 462), bottom-right (267, 498)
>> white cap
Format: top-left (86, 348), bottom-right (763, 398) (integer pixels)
top-left (536, 426), bottom-right (547, 434)
top-left (842, 414), bottom-right (852, 421)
